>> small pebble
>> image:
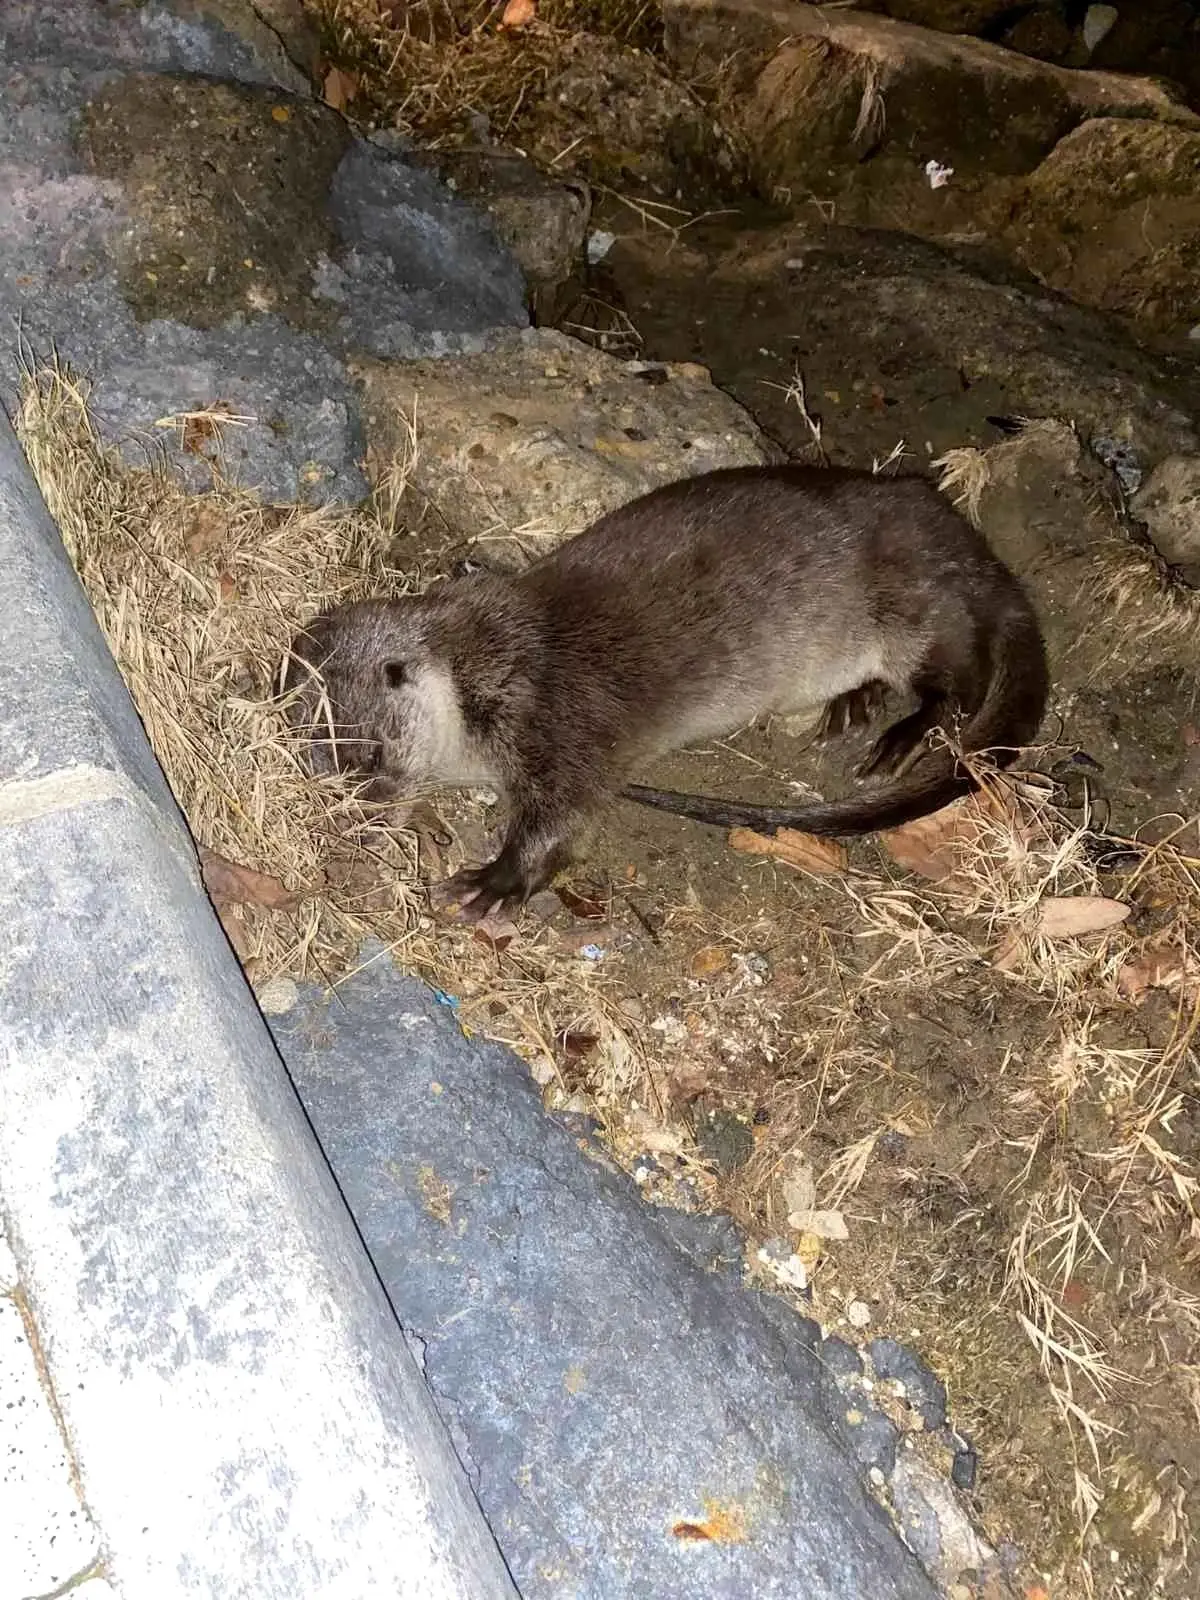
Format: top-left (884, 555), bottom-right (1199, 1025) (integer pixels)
top-left (847, 1299), bottom-right (872, 1329)
top-left (255, 975), bottom-right (298, 1015)
top-left (951, 1444), bottom-right (978, 1491)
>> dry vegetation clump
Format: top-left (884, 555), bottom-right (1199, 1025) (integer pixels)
top-left (17, 366), bottom-right (1200, 1596)
top-left (302, 0), bottom-right (661, 145)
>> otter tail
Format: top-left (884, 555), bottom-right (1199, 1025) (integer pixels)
top-left (622, 606), bottom-right (1047, 838)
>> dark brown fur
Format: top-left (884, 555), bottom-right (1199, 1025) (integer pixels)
top-left (282, 464), bottom-right (1048, 917)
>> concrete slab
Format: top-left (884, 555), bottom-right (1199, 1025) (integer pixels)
top-left (0, 1233), bottom-right (101, 1600)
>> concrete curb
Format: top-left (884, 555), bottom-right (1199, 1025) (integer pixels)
top-left (0, 407), bottom-right (520, 1597)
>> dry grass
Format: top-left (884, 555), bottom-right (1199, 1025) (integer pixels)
top-left (303, 0), bottom-right (659, 149)
top-left (15, 360), bottom-right (426, 985)
top-left (17, 364), bottom-right (1200, 1596)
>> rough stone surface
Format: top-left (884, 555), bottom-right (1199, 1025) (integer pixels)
top-left (0, 0), bottom-right (316, 93)
top-left (0, 407), bottom-right (519, 1600)
top-left (357, 327), bottom-right (776, 558)
top-left (270, 952), bottom-right (940, 1600)
top-left (869, 1338), bottom-right (949, 1432)
top-left (890, 1450), bottom-right (994, 1588)
top-left (1131, 454), bottom-right (1200, 583)
top-left (412, 145), bottom-right (591, 304)
top-left (1001, 119), bottom-right (1200, 334)
top-left (0, 1), bottom-right (528, 503)
top-left (0, 1282), bottom-right (101, 1596)
top-left (519, 33), bottom-right (747, 204)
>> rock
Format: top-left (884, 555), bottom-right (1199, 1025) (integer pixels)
top-left (0, 0), bottom-right (529, 503)
top-left (520, 33), bottom-right (747, 205)
top-left (270, 955), bottom-right (944, 1598)
top-left (890, 1451), bottom-right (995, 1588)
top-left (819, 1336), bottom-right (865, 1381)
top-left (1131, 455), bottom-right (1200, 584)
top-left (1000, 119), bottom-right (1200, 335)
top-left (869, 1338), bottom-right (948, 1432)
top-left (662, 0), bottom-right (1197, 240)
top-left (354, 328), bottom-right (774, 559)
top-left (412, 147), bottom-right (590, 310)
top-left (1, 0), bottom-right (316, 93)
top-left (842, 1405), bottom-right (900, 1477)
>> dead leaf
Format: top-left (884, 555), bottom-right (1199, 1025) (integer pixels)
top-left (689, 943), bottom-right (730, 979)
top-left (501, 0), bottom-right (536, 26)
top-left (1037, 896), bottom-right (1130, 939)
top-left (1117, 944), bottom-right (1194, 1002)
top-left (183, 502), bottom-right (227, 556)
top-left (729, 826), bottom-right (847, 874)
top-left (472, 910), bottom-right (521, 952)
top-left (182, 405), bottom-right (232, 455)
top-left (556, 882), bottom-right (608, 920)
top-left (217, 571), bottom-right (237, 602)
top-left (200, 848), bottom-right (299, 910)
top-left (211, 899), bottom-right (253, 961)
top-left (880, 798), bottom-right (984, 882)
top-left (558, 1029), bottom-right (599, 1063)
top-left (322, 66), bottom-right (358, 111)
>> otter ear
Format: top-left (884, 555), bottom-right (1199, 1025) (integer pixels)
top-left (382, 661), bottom-right (407, 691)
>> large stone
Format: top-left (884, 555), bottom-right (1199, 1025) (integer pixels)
top-left (0, 0), bottom-right (317, 94)
top-left (271, 952), bottom-right (945, 1600)
top-left (1131, 455), bottom-right (1200, 584)
top-left (0, 1), bottom-right (529, 503)
top-left (1000, 118), bottom-right (1200, 335)
top-left (355, 327), bottom-right (777, 559)
top-left (518, 33), bottom-right (748, 204)
top-left (411, 145), bottom-right (591, 310)
top-left (663, 0), bottom-right (1198, 237)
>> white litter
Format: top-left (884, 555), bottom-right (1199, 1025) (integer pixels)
top-left (924, 159), bottom-right (953, 190)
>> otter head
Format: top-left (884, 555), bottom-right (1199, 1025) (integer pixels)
top-left (281, 597), bottom-right (483, 800)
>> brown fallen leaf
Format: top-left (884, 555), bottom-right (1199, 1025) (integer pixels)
top-left (689, 943), bottom-right (730, 979)
top-left (183, 502), bottom-right (227, 556)
top-left (322, 66), bottom-right (358, 112)
top-left (729, 826), bottom-right (847, 874)
top-left (1037, 895), bottom-right (1130, 939)
top-left (501, 0), bottom-right (536, 26)
top-left (200, 848), bottom-right (300, 911)
top-left (879, 796), bottom-right (997, 882)
top-left (555, 882), bottom-right (608, 920)
top-left (471, 910), bottom-right (521, 952)
top-left (1117, 944), bottom-right (1194, 1002)
top-left (181, 404), bottom-right (233, 455)
top-left (557, 1029), bottom-right (600, 1064)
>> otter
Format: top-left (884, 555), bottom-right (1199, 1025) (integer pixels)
top-left (282, 464), bottom-right (1048, 919)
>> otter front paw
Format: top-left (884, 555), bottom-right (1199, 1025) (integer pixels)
top-left (432, 857), bottom-right (534, 923)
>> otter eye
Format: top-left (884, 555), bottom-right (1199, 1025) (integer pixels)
top-left (383, 661), bottom-right (407, 690)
